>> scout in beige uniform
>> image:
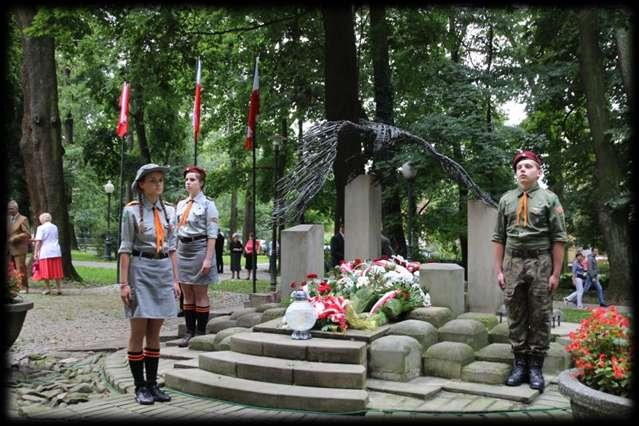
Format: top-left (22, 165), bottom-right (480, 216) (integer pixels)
top-left (492, 151), bottom-right (567, 392)
top-left (118, 164), bottom-right (181, 405)
top-left (174, 165), bottom-right (219, 347)
top-left (7, 200), bottom-right (31, 293)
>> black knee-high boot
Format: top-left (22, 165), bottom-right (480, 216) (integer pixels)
top-left (144, 348), bottom-right (171, 402)
top-left (195, 306), bottom-right (210, 335)
top-left (128, 351), bottom-right (154, 405)
top-left (178, 305), bottom-right (196, 347)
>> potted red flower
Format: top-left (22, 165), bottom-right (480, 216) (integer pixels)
top-left (558, 306), bottom-right (632, 419)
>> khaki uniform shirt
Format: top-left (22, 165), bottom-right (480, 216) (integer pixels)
top-left (492, 181), bottom-right (568, 250)
top-left (118, 197), bottom-right (176, 254)
top-left (174, 191), bottom-right (219, 239)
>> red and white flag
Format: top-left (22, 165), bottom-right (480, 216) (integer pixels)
top-left (193, 58), bottom-right (202, 144)
top-left (116, 81), bottom-right (129, 138)
top-left (243, 56), bottom-right (260, 151)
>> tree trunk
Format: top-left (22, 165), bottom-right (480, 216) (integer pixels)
top-left (448, 11), bottom-right (469, 274)
top-left (370, 4), bottom-right (407, 257)
top-left (242, 188), bottom-right (254, 243)
top-left (230, 189), bottom-right (238, 237)
top-left (16, 7), bottom-right (80, 281)
top-left (576, 9), bottom-right (631, 297)
top-left (132, 86), bottom-right (152, 163)
top-left (322, 5), bottom-right (365, 233)
top-left (614, 26), bottom-right (632, 107)
top-left (485, 22), bottom-right (494, 132)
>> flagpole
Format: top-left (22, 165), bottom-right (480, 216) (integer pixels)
top-left (115, 80), bottom-right (130, 284)
top-left (251, 56), bottom-right (258, 294)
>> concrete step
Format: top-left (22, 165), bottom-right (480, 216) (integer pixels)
top-left (198, 351), bottom-right (366, 389)
top-left (229, 332), bottom-right (367, 365)
top-left (164, 367), bottom-right (368, 413)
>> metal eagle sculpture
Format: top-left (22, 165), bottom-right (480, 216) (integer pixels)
top-left (272, 120), bottom-right (497, 225)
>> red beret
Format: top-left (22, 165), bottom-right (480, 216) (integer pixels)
top-left (183, 165), bottom-right (207, 179)
top-left (512, 150), bottom-right (541, 170)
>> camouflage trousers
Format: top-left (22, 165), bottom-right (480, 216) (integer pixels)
top-left (503, 252), bottom-right (553, 357)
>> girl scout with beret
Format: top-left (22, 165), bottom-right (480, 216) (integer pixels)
top-left (118, 163), bottom-right (181, 405)
top-left (174, 165), bottom-right (220, 347)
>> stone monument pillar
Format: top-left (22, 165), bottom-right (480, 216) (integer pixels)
top-left (467, 199), bottom-right (502, 313)
top-left (345, 174), bottom-right (382, 261)
top-left (420, 263), bottom-right (465, 317)
top-left (280, 224), bottom-right (324, 301)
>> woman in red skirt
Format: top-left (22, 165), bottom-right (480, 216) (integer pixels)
top-left (33, 212), bottom-right (64, 295)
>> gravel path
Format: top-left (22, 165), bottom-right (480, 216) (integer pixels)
top-left (8, 285), bottom-right (248, 366)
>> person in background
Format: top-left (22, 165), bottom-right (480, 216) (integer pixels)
top-left (381, 231), bottom-right (394, 257)
top-left (583, 247), bottom-right (608, 307)
top-left (118, 163), bottom-right (180, 405)
top-left (7, 200), bottom-right (31, 294)
top-left (244, 232), bottom-right (260, 280)
top-left (229, 233), bottom-right (243, 279)
top-left (564, 252), bottom-right (587, 309)
top-left (215, 230), bottom-right (225, 274)
top-left (492, 150), bottom-right (567, 393)
top-left (32, 212), bottom-right (64, 295)
top-left (174, 165), bottom-right (219, 348)
top-left (330, 223), bottom-right (345, 268)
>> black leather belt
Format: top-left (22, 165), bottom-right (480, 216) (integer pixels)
top-left (179, 235), bottom-right (207, 243)
top-left (507, 248), bottom-right (550, 259)
top-left (132, 250), bottom-right (168, 259)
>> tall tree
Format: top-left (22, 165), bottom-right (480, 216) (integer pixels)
top-left (15, 7), bottom-right (80, 280)
top-left (322, 5), bottom-right (366, 232)
top-left (576, 8), bottom-right (631, 295)
top-left (370, 4), bottom-right (407, 257)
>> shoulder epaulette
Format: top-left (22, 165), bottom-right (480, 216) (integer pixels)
top-left (126, 201), bottom-right (140, 206)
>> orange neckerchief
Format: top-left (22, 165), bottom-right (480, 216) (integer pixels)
top-left (178, 199), bottom-right (194, 227)
top-left (516, 191), bottom-right (529, 227)
top-left (153, 207), bottom-right (164, 253)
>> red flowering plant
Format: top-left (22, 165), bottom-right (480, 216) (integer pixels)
top-left (287, 273), bottom-right (348, 332)
top-left (5, 260), bottom-right (23, 303)
top-left (565, 306), bottom-right (632, 397)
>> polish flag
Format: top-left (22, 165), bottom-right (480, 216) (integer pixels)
top-left (243, 57), bottom-right (260, 151)
top-left (193, 58), bottom-right (202, 144)
top-left (116, 81), bottom-right (129, 138)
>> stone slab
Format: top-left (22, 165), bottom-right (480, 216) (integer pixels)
top-left (422, 342), bottom-right (475, 379)
top-left (252, 317), bottom-right (391, 343)
top-left (173, 358), bottom-right (200, 369)
top-left (461, 361), bottom-right (511, 385)
top-left (345, 174), bottom-right (382, 261)
top-left (456, 312), bottom-right (499, 330)
top-left (437, 319), bottom-right (489, 351)
top-left (368, 335), bottom-right (423, 382)
top-left (442, 381), bottom-right (540, 403)
top-left (388, 319), bottom-right (438, 351)
top-left (406, 307), bottom-right (453, 328)
top-left (159, 346), bottom-right (205, 360)
top-left (488, 321), bottom-right (510, 344)
top-left (164, 368), bottom-right (368, 413)
top-left (188, 334), bottom-right (218, 351)
top-left (420, 263), bottom-right (465, 317)
top-left (280, 224), bottom-right (324, 302)
top-left (229, 332), bottom-right (367, 365)
top-left (467, 200), bottom-right (501, 314)
top-left (474, 343), bottom-right (513, 364)
top-left (366, 378), bottom-right (441, 399)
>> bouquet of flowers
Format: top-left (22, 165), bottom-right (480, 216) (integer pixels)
top-left (565, 306), bottom-right (631, 397)
top-left (331, 255), bottom-right (430, 322)
top-left (288, 274), bottom-right (349, 332)
top-left (5, 260), bottom-right (23, 303)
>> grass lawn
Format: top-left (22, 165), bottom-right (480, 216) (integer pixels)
top-left (74, 266), bottom-right (117, 284)
top-left (210, 279), bottom-right (272, 294)
top-left (71, 250), bottom-right (111, 262)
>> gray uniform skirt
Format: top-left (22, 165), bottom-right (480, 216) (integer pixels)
top-left (125, 256), bottom-right (177, 319)
top-left (177, 238), bottom-right (218, 286)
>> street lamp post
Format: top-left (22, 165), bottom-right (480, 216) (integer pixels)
top-left (398, 162), bottom-right (417, 261)
top-left (270, 131), bottom-right (285, 294)
top-left (104, 180), bottom-right (115, 261)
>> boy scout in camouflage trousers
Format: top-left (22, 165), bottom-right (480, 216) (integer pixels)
top-left (492, 151), bottom-right (567, 392)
